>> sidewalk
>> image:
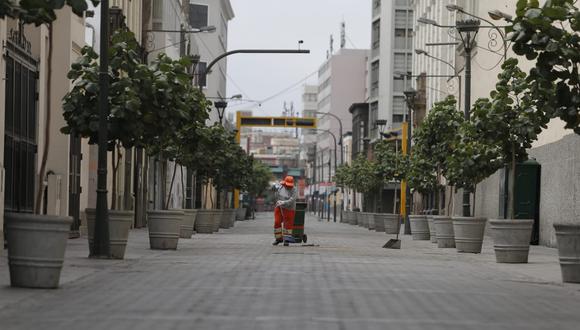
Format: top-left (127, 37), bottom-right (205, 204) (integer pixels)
top-left (0, 212), bottom-right (579, 330)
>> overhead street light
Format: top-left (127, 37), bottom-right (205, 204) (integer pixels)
top-left (488, 10), bottom-right (513, 22)
top-left (145, 25), bottom-right (216, 33)
top-left (417, 17), bottom-right (439, 26)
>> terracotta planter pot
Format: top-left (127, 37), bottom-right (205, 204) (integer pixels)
top-left (147, 210), bottom-right (182, 250)
top-left (434, 216), bottom-right (455, 248)
top-left (452, 217), bottom-right (487, 253)
top-left (5, 213), bottom-right (72, 289)
top-left (490, 219), bottom-right (533, 263)
top-left (86, 208), bottom-right (133, 259)
top-left (553, 224), bottom-right (580, 283)
top-left (409, 215), bottom-right (430, 240)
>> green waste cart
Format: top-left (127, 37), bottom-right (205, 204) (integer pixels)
top-left (292, 202), bottom-right (308, 243)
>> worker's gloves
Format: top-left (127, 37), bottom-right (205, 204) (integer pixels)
top-left (276, 201), bottom-right (284, 207)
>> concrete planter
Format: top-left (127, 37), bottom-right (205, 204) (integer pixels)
top-left (553, 224), bottom-right (580, 283)
top-left (356, 212), bottom-right (364, 227)
top-left (427, 215), bottom-right (437, 243)
top-left (350, 212), bottom-right (359, 225)
top-left (452, 217), bottom-right (487, 253)
top-left (219, 209), bottom-right (236, 229)
top-left (235, 208), bottom-right (247, 221)
top-left (409, 215), bottom-right (430, 240)
top-left (181, 209), bottom-right (198, 239)
top-left (147, 210), bottom-right (182, 250)
top-left (5, 213), bottom-right (72, 289)
top-left (373, 213), bottom-right (386, 232)
top-left (434, 216), bottom-right (455, 248)
top-left (367, 213), bottom-right (376, 230)
top-left (490, 219), bottom-right (533, 263)
top-left (383, 214), bottom-right (400, 235)
top-left (212, 209), bottom-right (224, 232)
top-left (195, 209), bottom-right (217, 234)
top-left (86, 208), bottom-right (133, 259)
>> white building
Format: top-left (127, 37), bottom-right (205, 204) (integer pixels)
top-left (189, 0), bottom-right (235, 123)
top-left (369, 0), bottom-right (414, 137)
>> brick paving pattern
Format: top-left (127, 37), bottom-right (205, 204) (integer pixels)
top-left (1, 212), bottom-right (579, 330)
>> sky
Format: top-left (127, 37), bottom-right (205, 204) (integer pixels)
top-left (225, 0), bottom-right (371, 118)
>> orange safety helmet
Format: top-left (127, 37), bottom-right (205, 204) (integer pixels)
top-left (281, 175), bottom-right (294, 188)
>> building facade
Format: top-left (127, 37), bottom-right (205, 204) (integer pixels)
top-left (412, 0), bottom-right (580, 247)
top-left (189, 0), bottom-right (235, 123)
top-left (369, 0), bottom-right (414, 137)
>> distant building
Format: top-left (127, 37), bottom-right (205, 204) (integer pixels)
top-left (369, 0), bottom-right (414, 136)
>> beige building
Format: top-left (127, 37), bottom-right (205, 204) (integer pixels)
top-left (1, 7), bottom-right (88, 248)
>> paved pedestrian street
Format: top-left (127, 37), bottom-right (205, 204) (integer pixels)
top-left (1, 212), bottom-right (579, 330)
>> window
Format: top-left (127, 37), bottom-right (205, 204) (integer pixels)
top-left (393, 96), bottom-right (406, 114)
top-left (395, 9), bottom-right (412, 29)
top-left (189, 4), bottom-right (208, 29)
top-left (393, 114), bottom-right (405, 123)
top-left (152, 0), bottom-right (163, 30)
top-left (394, 28), bottom-right (412, 49)
top-left (194, 61), bottom-right (207, 87)
top-left (394, 53), bottom-right (412, 72)
top-left (370, 102), bottom-right (379, 137)
top-left (371, 60), bottom-right (379, 98)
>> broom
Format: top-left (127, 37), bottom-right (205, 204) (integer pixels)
top-left (383, 214), bottom-right (402, 249)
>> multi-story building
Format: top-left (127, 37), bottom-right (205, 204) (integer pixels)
top-left (189, 0), bottom-right (235, 123)
top-left (369, 0), bottom-right (414, 136)
top-left (316, 48), bottom-right (367, 174)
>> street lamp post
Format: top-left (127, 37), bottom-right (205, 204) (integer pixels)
top-left (403, 89), bottom-right (417, 235)
top-left (456, 19), bottom-right (480, 216)
top-left (418, 6), bottom-right (508, 217)
top-left (314, 129), bottom-right (338, 222)
top-left (93, 0), bottom-right (111, 258)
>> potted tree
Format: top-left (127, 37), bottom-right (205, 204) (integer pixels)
top-left (471, 59), bottom-right (548, 263)
top-left (62, 31), bottom-right (146, 258)
top-left (244, 160), bottom-right (272, 221)
top-left (509, 0), bottom-right (580, 281)
top-left (445, 119), bottom-right (504, 253)
top-left (405, 150), bottom-right (437, 241)
top-left (413, 96), bottom-right (464, 247)
top-left (3, 1), bottom-right (98, 288)
top-left (373, 140), bottom-right (407, 234)
top-left (349, 154), bottom-right (381, 229)
top-left (143, 54), bottom-right (208, 249)
top-left (334, 164), bottom-right (354, 224)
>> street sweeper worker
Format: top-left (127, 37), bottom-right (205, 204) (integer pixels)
top-left (272, 176), bottom-right (297, 246)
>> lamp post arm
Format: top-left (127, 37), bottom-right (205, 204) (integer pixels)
top-left (315, 111), bottom-right (344, 165)
top-left (205, 49), bottom-right (310, 77)
top-left (457, 9), bottom-right (508, 60)
top-left (424, 53), bottom-right (456, 72)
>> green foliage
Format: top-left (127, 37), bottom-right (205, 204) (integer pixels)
top-left (469, 58), bottom-right (548, 165)
top-left (247, 160), bottom-right (272, 197)
top-left (374, 139), bottom-right (407, 183)
top-left (334, 164), bottom-right (353, 188)
top-left (509, 0), bottom-right (579, 133)
top-left (349, 154), bottom-right (381, 193)
top-left (405, 152), bottom-right (437, 195)
top-left (62, 31), bottom-right (210, 153)
top-left (413, 96), bottom-right (463, 173)
top-left (0, 0), bottom-right (99, 25)
top-left (62, 31), bottom-right (146, 150)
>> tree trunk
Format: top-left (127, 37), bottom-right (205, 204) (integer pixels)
top-left (35, 23), bottom-right (53, 214)
top-left (165, 162), bottom-right (177, 210)
top-left (508, 144), bottom-right (517, 220)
